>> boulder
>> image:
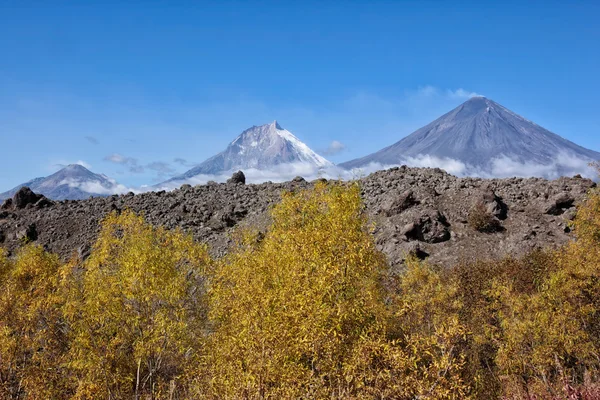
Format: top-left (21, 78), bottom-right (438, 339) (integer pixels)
top-left (1, 198), bottom-right (13, 210)
top-left (209, 204), bottom-right (249, 230)
top-left (15, 224), bottom-right (37, 242)
top-left (35, 197), bottom-right (54, 208)
top-left (77, 244), bottom-right (91, 261)
top-left (544, 193), bottom-right (575, 215)
top-left (478, 187), bottom-right (507, 220)
top-left (383, 190), bottom-right (417, 216)
top-left (221, 205), bottom-right (248, 227)
top-left (403, 210), bottom-right (451, 244)
top-left (227, 171), bottom-right (246, 185)
top-left (13, 187), bottom-right (43, 209)
top-left (404, 242), bottom-right (429, 260)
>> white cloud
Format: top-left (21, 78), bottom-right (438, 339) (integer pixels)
top-left (59, 177), bottom-right (139, 196)
top-left (74, 160), bottom-right (92, 169)
top-left (154, 162), bottom-right (358, 191)
top-left (489, 152), bottom-right (596, 179)
top-left (173, 158), bottom-right (197, 168)
top-left (104, 154), bottom-right (127, 164)
top-left (447, 88), bottom-right (482, 99)
top-left (411, 86), bottom-right (482, 101)
top-left (415, 85), bottom-right (438, 98)
top-left (345, 152), bottom-right (596, 181)
top-left (322, 140), bottom-right (346, 155)
top-left (129, 151), bottom-right (598, 195)
top-left (402, 154), bottom-right (470, 176)
top-left (52, 160), bottom-right (93, 170)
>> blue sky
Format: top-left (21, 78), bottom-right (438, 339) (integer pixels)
top-left (1, 1), bottom-right (599, 189)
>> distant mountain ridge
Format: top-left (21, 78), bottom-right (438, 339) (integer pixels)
top-left (340, 97), bottom-right (600, 177)
top-left (166, 121), bottom-right (332, 183)
top-left (0, 164), bottom-right (122, 201)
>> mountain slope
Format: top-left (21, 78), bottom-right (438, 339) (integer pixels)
top-left (168, 121), bottom-right (332, 182)
top-left (340, 97), bottom-right (600, 176)
top-left (0, 164), bottom-right (123, 201)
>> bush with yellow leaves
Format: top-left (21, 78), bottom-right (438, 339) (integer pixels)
top-left (0, 246), bottom-right (71, 399)
top-left (2, 179), bottom-right (600, 399)
top-left (197, 182), bottom-right (389, 398)
top-left (197, 182), bottom-right (474, 399)
top-left (63, 210), bottom-right (212, 399)
top-left (488, 186), bottom-right (600, 398)
top-left (346, 258), bottom-right (473, 399)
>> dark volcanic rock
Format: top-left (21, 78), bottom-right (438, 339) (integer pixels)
top-left (544, 193), bottom-right (576, 215)
top-left (15, 224), bottom-right (37, 242)
top-left (13, 187), bottom-right (43, 209)
top-left (1, 198), bottom-right (13, 210)
top-left (383, 190), bottom-right (417, 217)
top-left (0, 167), bottom-right (596, 270)
top-left (292, 176), bottom-right (306, 183)
top-left (478, 187), bottom-right (508, 220)
top-left (402, 210), bottom-right (451, 244)
top-left (35, 197), bottom-right (55, 209)
top-left (77, 244), bottom-right (91, 261)
top-left (227, 171), bottom-right (246, 185)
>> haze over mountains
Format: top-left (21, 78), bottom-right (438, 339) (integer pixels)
top-left (341, 97), bottom-right (600, 178)
top-left (0, 164), bottom-right (126, 201)
top-left (2, 97), bottom-right (599, 200)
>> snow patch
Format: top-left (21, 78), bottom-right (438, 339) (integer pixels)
top-left (274, 126), bottom-right (332, 168)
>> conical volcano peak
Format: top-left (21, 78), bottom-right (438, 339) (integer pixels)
top-left (167, 121), bottom-right (332, 180)
top-left (0, 164), bottom-right (121, 200)
top-left (455, 96), bottom-right (495, 116)
top-left (465, 95), bottom-right (488, 102)
top-left (340, 96), bottom-right (600, 178)
top-left (63, 164), bottom-right (90, 172)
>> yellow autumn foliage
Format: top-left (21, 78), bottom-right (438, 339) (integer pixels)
top-left (63, 210), bottom-right (211, 399)
top-left (346, 259), bottom-right (473, 399)
top-left (0, 245), bottom-right (70, 399)
top-left (1, 180), bottom-right (600, 399)
top-left (198, 182), bottom-right (389, 398)
top-left (487, 186), bottom-right (600, 398)
top-left (197, 182), bottom-right (474, 399)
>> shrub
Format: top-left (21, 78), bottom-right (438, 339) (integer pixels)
top-left (198, 182), bottom-right (390, 398)
top-left (487, 189), bottom-right (600, 398)
top-left (0, 246), bottom-right (71, 399)
top-left (63, 210), bottom-right (211, 399)
top-left (468, 202), bottom-right (502, 232)
top-left (198, 182), bottom-right (475, 399)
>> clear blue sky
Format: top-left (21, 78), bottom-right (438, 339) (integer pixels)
top-left (1, 1), bottom-right (599, 189)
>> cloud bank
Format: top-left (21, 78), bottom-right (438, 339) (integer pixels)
top-left (345, 152), bottom-right (597, 181)
top-left (59, 177), bottom-right (139, 196)
top-left (154, 151), bottom-right (596, 192)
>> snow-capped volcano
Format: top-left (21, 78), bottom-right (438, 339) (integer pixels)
top-left (168, 121), bottom-right (332, 181)
top-left (340, 97), bottom-right (600, 178)
top-left (0, 164), bottom-right (125, 201)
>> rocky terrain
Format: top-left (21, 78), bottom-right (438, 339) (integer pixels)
top-left (0, 167), bottom-right (595, 269)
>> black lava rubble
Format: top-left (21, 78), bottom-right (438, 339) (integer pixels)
top-left (0, 167), bottom-right (595, 269)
